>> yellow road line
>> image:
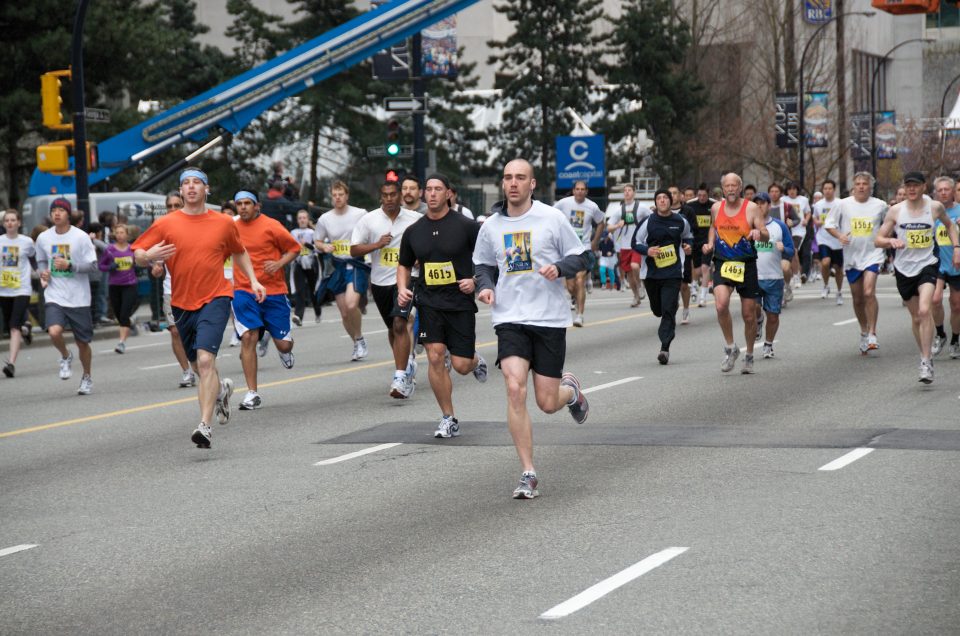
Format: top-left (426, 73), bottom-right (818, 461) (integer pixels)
top-left (0, 308), bottom-right (668, 439)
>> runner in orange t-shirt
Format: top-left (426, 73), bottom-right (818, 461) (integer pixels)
top-left (231, 190), bottom-right (301, 410)
top-left (133, 167), bottom-right (265, 449)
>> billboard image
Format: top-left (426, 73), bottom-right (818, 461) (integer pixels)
top-left (421, 16), bottom-right (458, 78)
top-left (804, 92), bottom-right (829, 148)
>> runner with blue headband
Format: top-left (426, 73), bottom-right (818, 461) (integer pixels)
top-left (133, 166), bottom-right (266, 449)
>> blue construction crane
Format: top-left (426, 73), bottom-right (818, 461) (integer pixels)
top-left (29, 0), bottom-right (478, 196)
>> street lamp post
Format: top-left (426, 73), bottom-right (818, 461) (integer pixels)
top-left (72, 0), bottom-right (91, 228)
top-left (798, 11), bottom-right (874, 195)
top-left (938, 72), bottom-right (960, 173)
top-left (870, 38), bottom-right (934, 193)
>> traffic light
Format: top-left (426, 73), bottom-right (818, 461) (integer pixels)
top-left (385, 169), bottom-right (400, 182)
top-left (40, 70), bottom-right (72, 131)
top-left (386, 118), bottom-right (401, 157)
top-left (36, 140), bottom-right (98, 175)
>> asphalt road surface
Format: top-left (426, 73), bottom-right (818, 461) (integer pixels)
top-left (2, 275), bottom-right (959, 634)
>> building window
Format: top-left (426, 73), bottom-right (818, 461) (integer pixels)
top-left (852, 50), bottom-right (887, 113)
top-left (927, 2), bottom-right (960, 28)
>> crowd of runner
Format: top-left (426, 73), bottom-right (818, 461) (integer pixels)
top-left (2, 164), bottom-right (958, 498)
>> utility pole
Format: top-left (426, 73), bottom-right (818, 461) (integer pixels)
top-left (835, 0), bottom-right (848, 190)
top-left (72, 0), bottom-right (91, 227)
top-left (784, 0), bottom-right (798, 179)
top-left (411, 33), bottom-right (426, 185)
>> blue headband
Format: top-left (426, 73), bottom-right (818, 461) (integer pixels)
top-left (179, 169), bottom-right (208, 185)
top-left (234, 190), bottom-right (258, 203)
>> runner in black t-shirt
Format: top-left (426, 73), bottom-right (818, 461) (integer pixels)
top-left (669, 185), bottom-right (693, 324)
top-left (684, 184), bottom-right (714, 306)
top-left (398, 173), bottom-right (487, 439)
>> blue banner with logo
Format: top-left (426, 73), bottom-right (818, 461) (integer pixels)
top-left (556, 135), bottom-right (605, 188)
top-left (804, 0), bottom-right (833, 24)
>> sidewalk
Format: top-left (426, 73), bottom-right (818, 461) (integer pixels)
top-left (0, 311), bottom-right (159, 354)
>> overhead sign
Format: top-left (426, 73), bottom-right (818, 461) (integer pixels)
top-left (84, 107), bottom-right (110, 123)
top-left (849, 112), bottom-right (872, 160)
top-left (384, 96), bottom-right (427, 113)
top-left (775, 93), bottom-right (799, 149)
top-left (804, 0), bottom-right (833, 24)
top-left (556, 135), bottom-right (605, 188)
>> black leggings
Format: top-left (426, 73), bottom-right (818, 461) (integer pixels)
top-left (293, 263), bottom-right (321, 320)
top-left (643, 277), bottom-right (681, 351)
top-left (109, 284), bottom-right (139, 328)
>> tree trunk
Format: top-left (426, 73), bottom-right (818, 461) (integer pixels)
top-left (309, 107), bottom-right (320, 204)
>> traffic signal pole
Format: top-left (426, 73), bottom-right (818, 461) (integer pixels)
top-left (72, 0), bottom-right (91, 227)
top-left (411, 33), bottom-right (426, 186)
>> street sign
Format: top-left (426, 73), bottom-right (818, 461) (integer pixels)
top-left (84, 108), bottom-right (111, 123)
top-left (555, 135), bottom-right (605, 188)
top-left (367, 144), bottom-right (413, 158)
top-left (384, 97), bottom-right (427, 113)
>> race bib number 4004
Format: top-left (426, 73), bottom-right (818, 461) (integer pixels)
top-left (720, 260), bottom-right (745, 283)
top-left (424, 261), bottom-right (455, 286)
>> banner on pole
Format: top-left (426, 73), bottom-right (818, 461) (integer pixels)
top-left (804, 0), bottom-right (833, 24)
top-left (849, 112), bottom-right (872, 161)
top-left (875, 111), bottom-right (897, 159)
top-left (804, 92), bottom-right (829, 148)
top-left (421, 15), bottom-right (458, 78)
top-left (775, 93), bottom-right (799, 149)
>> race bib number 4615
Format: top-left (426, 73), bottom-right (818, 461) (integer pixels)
top-left (424, 261), bottom-right (455, 285)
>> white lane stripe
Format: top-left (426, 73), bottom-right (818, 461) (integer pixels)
top-left (819, 447), bottom-right (874, 471)
top-left (139, 353), bottom-right (231, 371)
top-left (314, 443), bottom-right (403, 466)
top-left (832, 318), bottom-right (858, 326)
top-left (0, 544), bottom-right (38, 558)
top-left (540, 547), bottom-right (689, 620)
top-left (582, 377), bottom-right (642, 394)
top-left (341, 328), bottom-right (389, 339)
top-left (99, 341), bottom-right (168, 353)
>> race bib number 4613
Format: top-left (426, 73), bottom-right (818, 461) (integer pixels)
top-left (424, 261), bottom-right (455, 285)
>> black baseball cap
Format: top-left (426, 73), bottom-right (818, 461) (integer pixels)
top-left (753, 192), bottom-right (771, 204)
top-left (903, 171), bottom-right (925, 184)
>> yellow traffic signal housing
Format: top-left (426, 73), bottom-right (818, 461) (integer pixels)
top-left (37, 142), bottom-right (70, 173)
top-left (36, 140), bottom-right (96, 176)
top-left (41, 70), bottom-right (72, 131)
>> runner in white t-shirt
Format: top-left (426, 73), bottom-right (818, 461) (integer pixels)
top-left (35, 198), bottom-right (98, 395)
top-left (813, 180), bottom-right (844, 304)
top-left (825, 172), bottom-right (888, 354)
top-left (783, 183), bottom-right (812, 288)
top-left (0, 209), bottom-right (37, 378)
top-left (474, 159), bottom-right (590, 500)
top-left (314, 180), bottom-right (369, 361)
top-left (554, 181), bottom-right (604, 327)
top-left (351, 181), bottom-right (422, 399)
top-left (606, 184), bottom-right (651, 307)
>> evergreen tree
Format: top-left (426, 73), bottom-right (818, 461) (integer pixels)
top-left (601, 0), bottom-right (706, 184)
top-left (486, 0), bottom-right (604, 191)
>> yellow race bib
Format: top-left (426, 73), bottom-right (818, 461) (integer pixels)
top-left (0, 269), bottom-right (19, 289)
top-left (720, 260), bottom-right (745, 283)
top-left (423, 261), bottom-right (456, 286)
top-left (379, 247), bottom-right (399, 268)
top-left (654, 244), bottom-right (678, 268)
top-left (937, 225), bottom-right (952, 247)
top-left (850, 217), bottom-right (873, 237)
top-left (299, 244), bottom-right (310, 256)
top-left (332, 240), bottom-right (351, 257)
top-left (696, 215), bottom-right (711, 228)
top-left (906, 229), bottom-right (933, 250)
top-left (115, 256), bottom-right (133, 271)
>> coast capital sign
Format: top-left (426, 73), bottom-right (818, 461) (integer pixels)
top-left (556, 135), bottom-right (605, 189)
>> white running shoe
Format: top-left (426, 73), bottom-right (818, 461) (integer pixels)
top-left (762, 343), bottom-right (775, 359)
top-left (950, 342), bottom-right (960, 359)
top-left (681, 308), bottom-right (690, 325)
top-left (278, 349), bottom-right (295, 369)
top-left (821, 285), bottom-right (829, 299)
top-left (784, 286), bottom-right (794, 303)
top-left (390, 375), bottom-right (407, 399)
top-left (191, 423), bottom-right (212, 449)
top-left (721, 344), bottom-right (740, 373)
top-left (932, 335), bottom-right (945, 356)
top-left (473, 355), bottom-right (488, 383)
top-left (229, 332), bottom-right (240, 347)
top-left (859, 333), bottom-right (870, 355)
top-left (867, 333), bottom-right (879, 352)
top-left (77, 374), bottom-right (93, 395)
top-left (573, 314), bottom-right (584, 327)
top-left (257, 332), bottom-right (270, 357)
top-left (434, 415), bottom-right (460, 438)
top-left (919, 359), bottom-right (934, 384)
top-left (836, 291), bottom-right (843, 306)
top-left (58, 353), bottom-right (73, 380)
top-left (216, 378), bottom-right (234, 425)
top-left (239, 390), bottom-right (262, 410)
top-left (354, 337), bottom-right (368, 360)
top-left (114, 341), bottom-right (125, 354)
top-left (179, 369), bottom-right (196, 387)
